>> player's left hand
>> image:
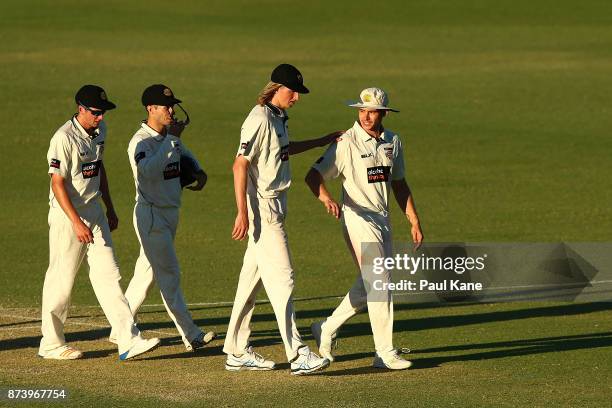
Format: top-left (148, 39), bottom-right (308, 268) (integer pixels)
top-left (411, 221), bottom-right (423, 250)
top-left (107, 208), bottom-right (119, 231)
top-left (186, 171), bottom-right (207, 191)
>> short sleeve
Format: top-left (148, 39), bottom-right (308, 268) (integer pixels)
top-left (392, 138), bottom-right (405, 181)
top-left (236, 116), bottom-right (265, 162)
top-left (129, 137), bottom-right (151, 166)
top-left (312, 140), bottom-right (344, 180)
top-left (47, 133), bottom-right (71, 178)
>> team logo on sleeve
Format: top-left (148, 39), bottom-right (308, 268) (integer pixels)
top-left (384, 147), bottom-right (393, 159)
top-left (134, 151), bottom-right (146, 164)
top-left (367, 166), bottom-right (390, 183)
top-left (280, 144), bottom-right (289, 162)
top-left (163, 161), bottom-right (180, 180)
top-left (82, 161), bottom-right (101, 179)
top-left (240, 141), bottom-right (250, 151)
top-left (50, 158), bottom-right (61, 169)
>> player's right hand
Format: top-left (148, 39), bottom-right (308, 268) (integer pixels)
top-left (232, 212), bottom-right (249, 241)
top-left (73, 219), bottom-right (94, 244)
top-left (323, 198), bottom-right (341, 219)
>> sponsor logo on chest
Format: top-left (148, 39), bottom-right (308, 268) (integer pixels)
top-left (367, 166), bottom-right (390, 183)
top-left (82, 160), bottom-right (101, 179)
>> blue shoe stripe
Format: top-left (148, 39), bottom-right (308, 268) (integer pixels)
top-left (119, 349), bottom-right (130, 361)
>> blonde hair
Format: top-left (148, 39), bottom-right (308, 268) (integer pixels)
top-left (257, 82), bottom-right (282, 106)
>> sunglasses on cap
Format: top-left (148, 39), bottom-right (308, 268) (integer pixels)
top-left (80, 104), bottom-right (106, 117)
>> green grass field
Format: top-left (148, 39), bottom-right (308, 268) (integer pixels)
top-left (0, 0), bottom-right (611, 406)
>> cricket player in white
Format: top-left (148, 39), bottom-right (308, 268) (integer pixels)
top-left (305, 87), bottom-right (423, 370)
top-left (40, 85), bottom-right (159, 360)
top-left (224, 64), bottom-right (341, 375)
top-left (114, 84), bottom-right (216, 352)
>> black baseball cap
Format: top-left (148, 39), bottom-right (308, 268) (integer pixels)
top-left (271, 64), bottom-right (309, 94)
top-left (141, 84), bottom-right (182, 106)
top-left (75, 85), bottom-right (116, 110)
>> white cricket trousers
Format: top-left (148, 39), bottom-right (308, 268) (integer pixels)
top-left (320, 209), bottom-right (395, 355)
top-left (40, 201), bottom-right (141, 355)
top-left (223, 192), bottom-right (306, 361)
top-left (125, 202), bottom-right (200, 348)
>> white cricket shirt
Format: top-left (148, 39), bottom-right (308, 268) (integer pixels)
top-left (128, 123), bottom-right (201, 208)
top-left (312, 121), bottom-right (406, 216)
top-left (236, 104), bottom-right (291, 198)
top-left (47, 116), bottom-right (107, 209)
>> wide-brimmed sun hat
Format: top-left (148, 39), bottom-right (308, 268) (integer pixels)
top-left (347, 87), bottom-right (399, 112)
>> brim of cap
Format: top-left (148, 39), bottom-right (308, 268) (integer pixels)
top-left (287, 83), bottom-right (310, 94)
top-left (142, 97), bottom-right (183, 107)
top-left (100, 100), bottom-right (117, 110)
top-left (162, 97), bottom-right (182, 106)
top-left (347, 102), bottom-right (399, 112)
top-left (85, 100), bottom-right (116, 110)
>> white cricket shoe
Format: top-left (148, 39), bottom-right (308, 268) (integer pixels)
top-left (38, 345), bottom-right (83, 360)
top-left (187, 330), bottom-right (217, 352)
top-left (372, 350), bottom-right (412, 370)
top-left (310, 321), bottom-right (336, 362)
top-left (225, 346), bottom-right (276, 371)
top-left (119, 337), bottom-right (160, 361)
top-left (290, 346), bottom-right (330, 376)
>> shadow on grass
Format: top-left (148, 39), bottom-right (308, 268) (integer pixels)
top-left (0, 319), bottom-right (40, 328)
top-left (1, 302), bottom-right (610, 361)
top-left (326, 331), bottom-right (612, 375)
top-left (323, 366), bottom-right (387, 376)
top-left (410, 331), bottom-right (612, 370)
top-left (140, 344), bottom-right (226, 361)
top-left (83, 348), bottom-right (116, 359)
top-left (332, 301), bottom-right (612, 339)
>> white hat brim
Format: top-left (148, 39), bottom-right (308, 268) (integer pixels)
top-left (347, 102), bottom-right (399, 112)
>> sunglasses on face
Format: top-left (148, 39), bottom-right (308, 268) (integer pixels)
top-left (80, 105), bottom-right (105, 117)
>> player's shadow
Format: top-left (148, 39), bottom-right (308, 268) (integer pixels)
top-left (411, 330), bottom-right (612, 369)
top-left (2, 302), bottom-right (610, 358)
top-left (0, 319), bottom-right (41, 328)
top-left (140, 343), bottom-right (226, 361)
top-left (334, 301), bottom-right (612, 338)
top-left (324, 331), bottom-right (612, 375)
top-left (323, 366), bottom-right (389, 376)
top-left (82, 348), bottom-right (116, 359)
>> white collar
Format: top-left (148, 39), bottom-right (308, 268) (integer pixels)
top-left (141, 122), bottom-right (166, 141)
top-left (352, 121), bottom-right (388, 143)
top-left (72, 115), bottom-right (101, 140)
top-left (265, 103), bottom-right (288, 120)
